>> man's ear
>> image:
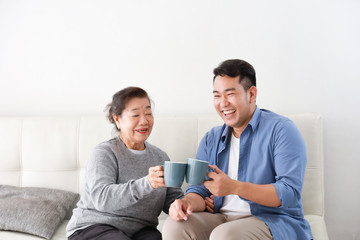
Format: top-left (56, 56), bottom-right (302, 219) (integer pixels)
top-left (248, 86), bottom-right (257, 103)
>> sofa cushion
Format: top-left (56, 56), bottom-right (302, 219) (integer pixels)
top-left (0, 185), bottom-right (79, 239)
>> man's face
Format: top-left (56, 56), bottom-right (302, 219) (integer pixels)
top-left (213, 75), bottom-right (257, 137)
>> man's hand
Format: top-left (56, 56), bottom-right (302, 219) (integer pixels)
top-left (169, 198), bottom-right (193, 221)
top-left (205, 195), bottom-right (214, 213)
top-left (204, 165), bottom-right (236, 196)
top-left (148, 165), bottom-right (166, 189)
top-left (205, 165), bottom-right (282, 207)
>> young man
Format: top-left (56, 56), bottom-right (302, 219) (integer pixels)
top-left (162, 59), bottom-right (313, 239)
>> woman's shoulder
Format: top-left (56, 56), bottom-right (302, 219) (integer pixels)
top-left (144, 142), bottom-right (169, 159)
top-left (95, 137), bottom-right (117, 147)
top-left (92, 137), bottom-right (122, 154)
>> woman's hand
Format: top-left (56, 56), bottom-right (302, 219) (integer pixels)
top-left (169, 198), bottom-right (193, 221)
top-left (148, 165), bottom-right (166, 188)
top-left (205, 195), bottom-right (215, 213)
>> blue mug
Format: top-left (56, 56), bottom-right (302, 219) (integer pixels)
top-left (164, 161), bottom-right (187, 187)
top-left (186, 158), bottom-right (212, 185)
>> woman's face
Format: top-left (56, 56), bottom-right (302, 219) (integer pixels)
top-left (113, 97), bottom-right (154, 150)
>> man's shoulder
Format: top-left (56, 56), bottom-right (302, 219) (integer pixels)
top-left (258, 109), bottom-right (299, 136)
top-left (259, 109), bottom-right (291, 125)
top-left (260, 108), bottom-right (285, 119)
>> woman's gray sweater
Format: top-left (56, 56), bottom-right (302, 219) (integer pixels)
top-left (66, 136), bottom-right (184, 237)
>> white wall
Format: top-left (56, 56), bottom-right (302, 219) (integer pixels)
top-left (1, 0), bottom-right (359, 239)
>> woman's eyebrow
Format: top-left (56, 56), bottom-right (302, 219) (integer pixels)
top-left (130, 105), bottom-right (151, 111)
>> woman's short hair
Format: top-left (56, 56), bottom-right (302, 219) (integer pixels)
top-left (105, 86), bottom-right (151, 128)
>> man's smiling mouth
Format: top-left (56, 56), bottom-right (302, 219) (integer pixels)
top-left (222, 110), bottom-right (236, 116)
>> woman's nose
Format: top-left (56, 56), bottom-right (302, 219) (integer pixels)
top-left (139, 114), bottom-right (148, 125)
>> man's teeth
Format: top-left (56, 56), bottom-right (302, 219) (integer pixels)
top-left (223, 110), bottom-right (235, 115)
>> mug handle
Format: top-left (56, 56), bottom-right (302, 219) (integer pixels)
top-left (205, 166), bottom-right (215, 181)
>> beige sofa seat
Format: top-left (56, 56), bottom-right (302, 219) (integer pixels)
top-left (0, 113), bottom-right (328, 239)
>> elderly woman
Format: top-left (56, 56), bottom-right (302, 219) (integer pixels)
top-left (66, 87), bottom-right (184, 240)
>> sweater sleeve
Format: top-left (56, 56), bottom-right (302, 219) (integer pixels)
top-left (85, 146), bottom-right (154, 213)
top-left (162, 187), bottom-right (184, 214)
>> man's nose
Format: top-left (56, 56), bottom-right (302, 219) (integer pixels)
top-left (220, 96), bottom-right (229, 107)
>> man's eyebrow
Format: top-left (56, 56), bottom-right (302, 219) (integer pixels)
top-left (225, 88), bottom-right (236, 92)
top-left (212, 88), bottom-right (236, 94)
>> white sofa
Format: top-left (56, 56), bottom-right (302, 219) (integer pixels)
top-left (0, 113), bottom-right (328, 239)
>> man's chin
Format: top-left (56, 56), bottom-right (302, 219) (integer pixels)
top-left (222, 119), bottom-right (236, 128)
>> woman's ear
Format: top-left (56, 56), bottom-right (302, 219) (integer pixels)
top-left (112, 114), bottom-right (118, 122)
top-left (112, 114), bottom-right (120, 130)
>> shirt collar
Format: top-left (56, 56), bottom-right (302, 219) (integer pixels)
top-left (249, 106), bottom-right (261, 130)
top-left (220, 106), bottom-right (260, 142)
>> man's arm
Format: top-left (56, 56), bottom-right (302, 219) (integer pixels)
top-left (204, 165), bottom-right (281, 207)
top-left (234, 181), bottom-right (281, 207)
top-left (184, 192), bottom-right (206, 211)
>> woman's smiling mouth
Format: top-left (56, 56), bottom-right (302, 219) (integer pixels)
top-left (136, 128), bottom-right (148, 134)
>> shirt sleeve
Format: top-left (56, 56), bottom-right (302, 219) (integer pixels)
top-left (272, 119), bottom-right (307, 209)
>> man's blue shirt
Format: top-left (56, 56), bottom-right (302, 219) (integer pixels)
top-left (186, 107), bottom-right (313, 239)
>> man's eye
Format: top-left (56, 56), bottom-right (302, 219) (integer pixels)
top-left (132, 115), bottom-right (139, 118)
top-left (213, 95), bottom-right (220, 98)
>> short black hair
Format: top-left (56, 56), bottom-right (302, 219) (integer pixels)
top-left (213, 59), bottom-right (256, 90)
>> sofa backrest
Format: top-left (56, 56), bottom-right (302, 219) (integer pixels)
top-left (0, 113), bottom-right (324, 217)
